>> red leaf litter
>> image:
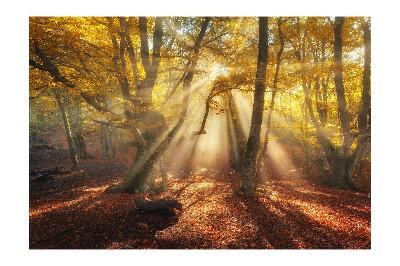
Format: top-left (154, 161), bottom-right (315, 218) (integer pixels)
top-left (29, 163), bottom-right (370, 249)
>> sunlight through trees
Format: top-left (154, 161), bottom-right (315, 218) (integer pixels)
top-left (29, 16), bottom-right (371, 249)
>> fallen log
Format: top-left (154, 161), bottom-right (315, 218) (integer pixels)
top-left (135, 198), bottom-right (182, 214)
top-left (29, 168), bottom-right (70, 182)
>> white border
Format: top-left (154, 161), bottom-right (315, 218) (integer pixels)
top-left (1, 0), bottom-right (399, 265)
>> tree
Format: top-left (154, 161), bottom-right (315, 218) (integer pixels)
top-left (29, 16), bottom-right (370, 193)
top-left (350, 18), bottom-right (371, 182)
top-left (53, 89), bottom-right (79, 169)
top-left (240, 17), bottom-right (269, 196)
top-left (289, 17), bottom-right (370, 188)
top-left (108, 17), bottom-right (212, 193)
top-left (330, 17), bottom-right (353, 187)
top-left (257, 17), bottom-right (286, 173)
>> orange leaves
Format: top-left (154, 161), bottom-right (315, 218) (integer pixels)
top-left (30, 165), bottom-right (370, 249)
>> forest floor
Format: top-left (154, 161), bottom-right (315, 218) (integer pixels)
top-left (29, 150), bottom-right (371, 249)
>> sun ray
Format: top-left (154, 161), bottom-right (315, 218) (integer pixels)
top-left (231, 90), bottom-right (252, 138)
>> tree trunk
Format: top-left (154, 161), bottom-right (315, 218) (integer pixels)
top-left (240, 17), bottom-right (269, 196)
top-left (334, 17), bottom-right (353, 156)
top-left (348, 18), bottom-right (371, 183)
top-left (99, 97), bottom-right (116, 159)
top-left (74, 131), bottom-right (88, 158)
top-left (108, 17), bottom-right (211, 193)
top-left (100, 124), bottom-right (115, 159)
top-left (321, 76), bottom-right (329, 126)
top-left (291, 17), bottom-right (363, 189)
top-left (329, 17), bottom-right (354, 188)
top-left (314, 75), bottom-right (325, 126)
top-left (136, 17), bottom-right (164, 106)
top-left (358, 18), bottom-right (371, 135)
top-left (257, 17), bottom-right (285, 175)
top-left (107, 18), bottom-right (132, 102)
top-left (295, 19), bottom-right (346, 187)
top-left (54, 89), bottom-right (79, 170)
top-left (69, 102), bottom-right (88, 158)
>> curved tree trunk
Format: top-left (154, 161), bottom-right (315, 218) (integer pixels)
top-left (108, 17), bottom-right (211, 193)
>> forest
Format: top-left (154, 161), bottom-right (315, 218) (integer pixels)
top-left (29, 16), bottom-right (371, 249)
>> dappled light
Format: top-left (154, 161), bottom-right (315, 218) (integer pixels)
top-left (29, 16), bottom-right (370, 249)
top-left (209, 64), bottom-right (229, 78)
top-left (29, 171), bottom-right (370, 248)
top-left (231, 90), bottom-right (252, 138)
top-left (265, 137), bottom-right (300, 179)
top-left (192, 112), bottom-right (230, 170)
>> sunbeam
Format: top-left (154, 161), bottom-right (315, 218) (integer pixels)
top-left (29, 16), bottom-right (371, 250)
top-left (192, 111), bottom-right (230, 170)
top-left (264, 135), bottom-right (301, 179)
top-left (229, 89), bottom-right (302, 180)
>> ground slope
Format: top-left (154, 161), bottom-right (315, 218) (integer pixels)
top-left (29, 162), bottom-right (370, 249)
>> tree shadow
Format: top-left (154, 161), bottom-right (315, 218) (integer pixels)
top-left (275, 182), bottom-right (371, 220)
top-left (156, 235), bottom-right (214, 249)
top-left (31, 201), bottom-right (182, 249)
top-left (225, 193), bottom-right (370, 249)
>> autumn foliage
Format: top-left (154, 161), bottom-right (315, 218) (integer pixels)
top-left (29, 16), bottom-right (371, 249)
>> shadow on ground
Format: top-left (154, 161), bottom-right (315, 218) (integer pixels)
top-left (29, 162), bottom-right (370, 249)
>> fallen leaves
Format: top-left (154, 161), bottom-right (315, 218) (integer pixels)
top-left (29, 164), bottom-right (371, 249)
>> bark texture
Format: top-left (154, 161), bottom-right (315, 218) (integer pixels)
top-left (109, 18), bottom-right (211, 193)
top-left (240, 17), bottom-right (269, 195)
top-left (257, 17), bottom-right (285, 173)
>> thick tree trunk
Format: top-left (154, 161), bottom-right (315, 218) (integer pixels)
top-left (120, 125), bottom-right (179, 193)
top-left (322, 147), bottom-right (354, 188)
top-left (54, 89), bottom-right (79, 170)
top-left (136, 17), bottom-right (164, 106)
top-left (240, 17), bottom-right (269, 196)
top-left (108, 18), bottom-right (211, 193)
top-left (107, 18), bottom-right (132, 102)
top-left (328, 17), bottom-right (355, 188)
top-left (102, 17), bottom-right (166, 192)
top-left (334, 17), bottom-right (353, 155)
top-left (118, 17), bottom-right (140, 88)
top-left (311, 16), bottom-right (358, 189)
